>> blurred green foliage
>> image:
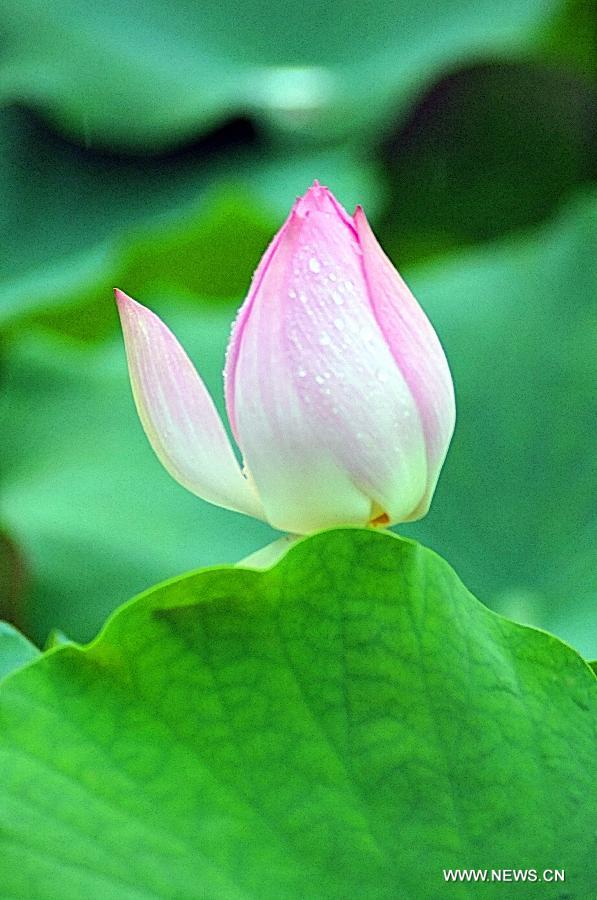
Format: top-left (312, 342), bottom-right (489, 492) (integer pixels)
top-left (0, 0), bottom-right (595, 652)
top-left (402, 193), bottom-right (597, 656)
top-left (0, 0), bottom-right (567, 149)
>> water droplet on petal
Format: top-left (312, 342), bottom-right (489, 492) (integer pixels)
top-left (332, 291), bottom-right (344, 306)
top-left (309, 257), bottom-right (320, 273)
top-left (319, 332), bottom-right (331, 346)
top-left (315, 374), bottom-right (325, 385)
top-left (377, 369), bottom-right (389, 383)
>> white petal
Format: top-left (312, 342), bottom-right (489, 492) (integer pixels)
top-left (355, 209), bottom-right (456, 518)
top-left (115, 290), bottom-right (265, 520)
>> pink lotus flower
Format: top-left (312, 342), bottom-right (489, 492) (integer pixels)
top-left (116, 182), bottom-right (455, 534)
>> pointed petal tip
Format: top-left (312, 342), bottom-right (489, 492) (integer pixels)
top-left (353, 204), bottom-right (366, 225)
top-left (114, 290), bottom-right (156, 327)
top-left (295, 181), bottom-right (333, 216)
top-left (306, 178), bottom-right (327, 195)
top-left (294, 181), bottom-right (355, 229)
top-left (114, 287), bottom-right (139, 313)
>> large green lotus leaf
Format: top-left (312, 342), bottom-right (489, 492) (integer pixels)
top-left (0, 530), bottom-right (594, 898)
top-left (0, 106), bottom-right (382, 329)
top-left (0, 621), bottom-right (39, 681)
top-left (380, 62), bottom-right (596, 264)
top-left (401, 190), bottom-right (597, 656)
top-left (0, 0), bottom-right (565, 150)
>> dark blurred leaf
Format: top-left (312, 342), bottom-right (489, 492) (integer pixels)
top-left (401, 190), bottom-right (597, 656)
top-left (0, 0), bottom-right (568, 149)
top-left (381, 63), bottom-right (595, 263)
top-left (0, 529), bottom-right (28, 628)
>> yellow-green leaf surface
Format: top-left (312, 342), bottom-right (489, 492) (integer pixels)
top-left (0, 530), bottom-right (594, 898)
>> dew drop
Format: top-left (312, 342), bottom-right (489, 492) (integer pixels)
top-left (297, 367), bottom-right (307, 378)
top-left (332, 291), bottom-right (344, 306)
top-left (319, 332), bottom-right (331, 346)
top-left (308, 257), bottom-right (321, 274)
top-left (329, 272), bottom-right (337, 281)
top-left (315, 374), bottom-right (325, 385)
top-left (376, 369), bottom-right (389, 383)
top-left (288, 288), bottom-right (297, 299)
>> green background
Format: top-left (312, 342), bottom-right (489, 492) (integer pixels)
top-left (1, 0), bottom-right (595, 657)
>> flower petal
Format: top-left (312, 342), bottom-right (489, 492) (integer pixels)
top-left (355, 207), bottom-right (456, 518)
top-left (224, 202), bottom-right (292, 441)
top-left (229, 186), bottom-right (428, 533)
top-left (115, 290), bottom-right (264, 520)
top-left (224, 180), bottom-right (356, 440)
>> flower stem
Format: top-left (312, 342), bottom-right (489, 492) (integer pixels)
top-left (236, 535), bottom-right (299, 570)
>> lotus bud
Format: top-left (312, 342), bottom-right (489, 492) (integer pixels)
top-left (116, 182), bottom-right (455, 534)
